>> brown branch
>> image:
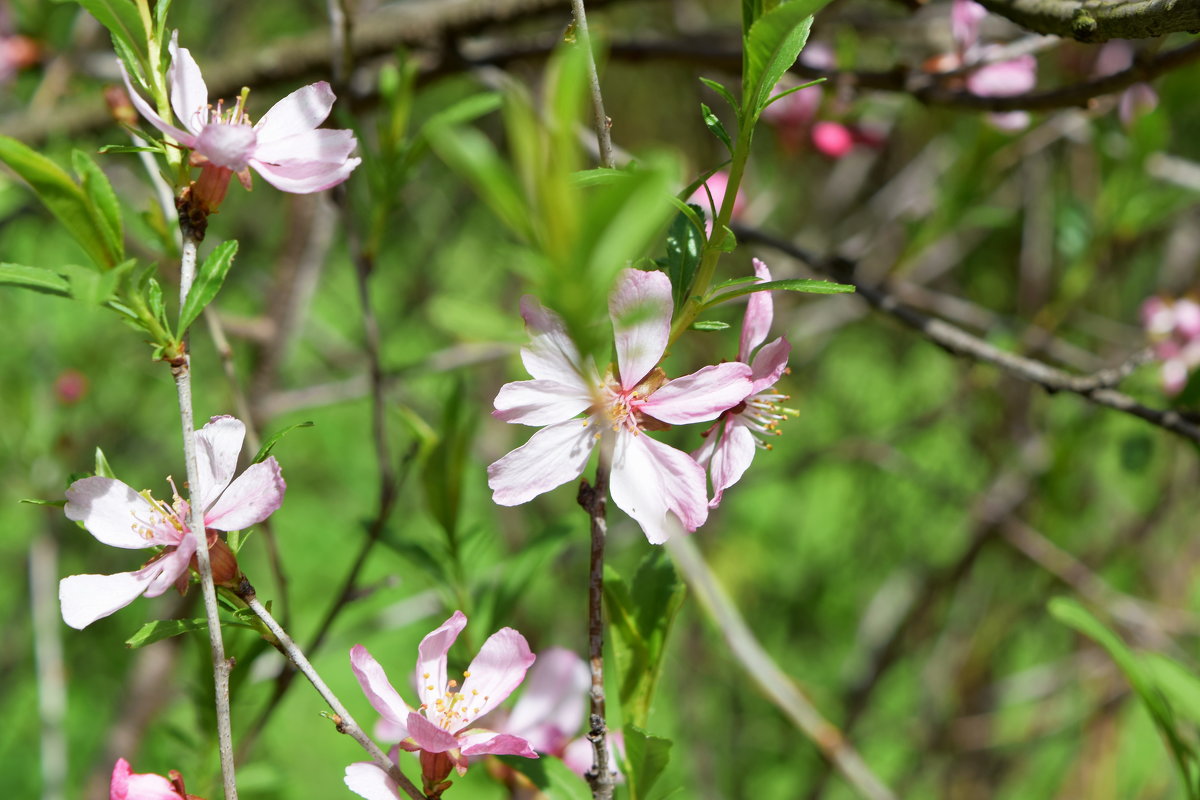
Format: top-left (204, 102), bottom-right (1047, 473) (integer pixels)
top-left (974, 0), bottom-right (1200, 42)
top-left (737, 226), bottom-right (1200, 446)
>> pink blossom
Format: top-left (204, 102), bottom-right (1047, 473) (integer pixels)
top-left (966, 54), bottom-right (1037, 131)
top-left (59, 416), bottom-right (285, 629)
top-left (109, 758), bottom-right (193, 800)
top-left (119, 33), bottom-right (360, 203)
top-left (811, 121), bottom-right (855, 158)
top-left (1142, 296), bottom-right (1200, 395)
top-left (951, 0), bottom-right (989, 55)
top-left (487, 269), bottom-right (753, 543)
top-left (694, 260), bottom-right (792, 507)
top-left (346, 611), bottom-right (537, 799)
top-left (1094, 40), bottom-right (1158, 127)
top-left (688, 170), bottom-right (747, 233)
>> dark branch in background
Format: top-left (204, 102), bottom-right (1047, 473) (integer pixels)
top-left (975, 0), bottom-right (1200, 42)
top-left (735, 226), bottom-right (1200, 446)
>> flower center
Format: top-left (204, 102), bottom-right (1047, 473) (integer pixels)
top-left (739, 390), bottom-right (798, 450)
top-left (421, 671), bottom-right (489, 732)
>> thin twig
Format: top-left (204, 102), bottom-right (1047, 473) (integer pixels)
top-left (737, 226), bottom-right (1200, 446)
top-left (236, 583), bottom-right (429, 800)
top-left (174, 235), bottom-right (238, 800)
top-left (570, 0), bottom-right (615, 169)
top-left (577, 442), bottom-right (616, 800)
top-left (664, 535), bottom-right (898, 800)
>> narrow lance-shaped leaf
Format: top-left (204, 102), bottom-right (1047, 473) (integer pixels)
top-left (701, 103), bottom-right (734, 153)
top-left (177, 239), bottom-right (238, 335)
top-left (0, 263), bottom-right (70, 297)
top-left (252, 421), bottom-right (315, 464)
top-left (743, 0), bottom-right (832, 121)
top-left (622, 725), bottom-right (673, 800)
top-left (703, 277), bottom-right (855, 309)
top-left (68, 0), bottom-right (147, 64)
top-left (72, 150), bottom-right (124, 263)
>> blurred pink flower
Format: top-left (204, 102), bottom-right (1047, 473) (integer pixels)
top-left (110, 758), bottom-right (194, 800)
top-left (119, 33), bottom-right (360, 209)
top-left (1142, 296), bottom-right (1200, 395)
top-left (966, 54), bottom-right (1037, 131)
top-left (346, 611), bottom-right (537, 799)
top-left (487, 269), bottom-right (753, 543)
top-left (59, 416), bottom-right (285, 629)
top-left (1094, 40), bottom-right (1159, 127)
top-left (811, 121), bottom-right (855, 158)
top-left (951, 0), bottom-right (989, 56)
top-left (694, 259), bottom-right (792, 507)
top-left (688, 170), bottom-right (747, 233)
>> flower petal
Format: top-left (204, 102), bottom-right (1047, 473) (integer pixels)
top-left (749, 337), bottom-right (791, 394)
top-left (110, 757), bottom-right (180, 800)
top-left (167, 34), bottom-right (209, 136)
top-left (117, 59), bottom-right (194, 145)
top-left (254, 82), bottom-right (336, 144)
top-left (518, 296), bottom-right (588, 386)
top-left (65, 477), bottom-right (159, 550)
top-left (349, 645), bottom-right (414, 735)
top-left (343, 763), bottom-right (400, 800)
top-left (459, 731), bottom-right (538, 758)
top-left (493, 379), bottom-right (593, 426)
top-left (503, 646), bottom-right (590, 752)
top-left (739, 259), bottom-right (773, 361)
top-left (417, 611), bottom-right (467, 713)
top-left (253, 128), bottom-right (357, 167)
top-left (487, 419), bottom-right (598, 506)
top-left (249, 156), bottom-right (361, 193)
top-left (456, 628), bottom-right (536, 726)
top-left (610, 432), bottom-right (708, 544)
top-left (203, 457), bottom-right (285, 531)
top-left (140, 546), bottom-right (194, 599)
top-left (60, 570), bottom-right (154, 630)
top-left (610, 269), bottom-right (672, 390)
top-left (193, 415), bottom-right (245, 513)
top-left (406, 710), bottom-right (460, 754)
top-left (707, 419), bottom-right (758, 508)
top-left (640, 362), bottom-right (752, 425)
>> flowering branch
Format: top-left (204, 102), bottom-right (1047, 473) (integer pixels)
top-left (577, 441), bottom-right (616, 800)
top-left (233, 580), bottom-right (431, 800)
top-left (173, 235), bottom-right (239, 800)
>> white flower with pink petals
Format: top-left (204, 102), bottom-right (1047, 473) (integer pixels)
top-left (694, 259), bottom-right (793, 507)
top-left (345, 611), bottom-right (537, 799)
top-left (487, 269), bottom-right (753, 544)
top-left (1142, 296), bottom-right (1200, 395)
top-left (120, 33), bottom-right (360, 203)
top-left (59, 415), bottom-right (285, 630)
top-left (109, 758), bottom-right (190, 800)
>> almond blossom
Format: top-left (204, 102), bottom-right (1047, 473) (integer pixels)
top-left (1142, 295), bottom-right (1200, 395)
top-left (948, 0), bottom-right (1039, 131)
top-left (110, 758), bottom-right (200, 800)
top-left (119, 33), bottom-right (360, 212)
top-left (59, 415), bottom-right (285, 630)
top-left (694, 259), bottom-right (793, 507)
top-left (345, 611), bottom-right (537, 799)
top-left (487, 269), bottom-right (753, 544)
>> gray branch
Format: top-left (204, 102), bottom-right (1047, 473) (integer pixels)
top-left (974, 0), bottom-right (1200, 42)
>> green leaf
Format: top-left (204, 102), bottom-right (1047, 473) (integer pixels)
top-left (700, 103), bottom-right (734, 153)
top-left (622, 725), bottom-right (673, 800)
top-left (72, 150), bottom-right (124, 263)
top-left (1146, 653), bottom-right (1200, 726)
top-left (763, 78), bottom-right (825, 108)
top-left (663, 204), bottom-right (705, 309)
top-left (703, 277), bottom-right (854, 308)
top-left (94, 447), bottom-right (116, 479)
top-left (699, 77), bottom-right (739, 114)
top-left (743, 0), bottom-right (830, 120)
top-left (252, 421), bottom-right (315, 465)
top-left (426, 122), bottom-right (531, 241)
top-left (20, 498), bottom-right (67, 507)
top-left (692, 320), bottom-right (730, 331)
top-left (604, 550), bottom-right (687, 729)
top-left (153, 0), bottom-right (174, 47)
top-left (423, 380), bottom-right (477, 539)
top-left (494, 754), bottom-right (591, 800)
top-left (0, 263), bottom-right (70, 297)
top-left (177, 240), bottom-right (238, 335)
top-left (0, 136), bottom-right (120, 269)
top-left (125, 618), bottom-right (209, 648)
top-left (97, 144), bottom-right (164, 155)
top-left (61, 0), bottom-right (146, 62)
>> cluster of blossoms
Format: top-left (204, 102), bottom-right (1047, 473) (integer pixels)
top-left (59, 415), bottom-right (284, 629)
top-left (487, 264), bottom-right (793, 543)
top-left (1142, 295), bottom-right (1200, 395)
top-left (939, 0), bottom-right (1038, 130)
top-left (120, 33), bottom-right (360, 219)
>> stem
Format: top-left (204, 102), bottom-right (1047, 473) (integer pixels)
top-left (235, 583), bottom-right (429, 800)
top-left (668, 124), bottom-right (755, 345)
top-left (174, 234), bottom-right (239, 800)
top-left (570, 0), bottom-right (615, 169)
top-left (577, 441), bottom-right (616, 800)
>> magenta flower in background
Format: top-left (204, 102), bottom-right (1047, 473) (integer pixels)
top-left (120, 33), bottom-right (360, 209)
top-left (694, 259), bottom-right (792, 507)
top-left (487, 269), bottom-right (753, 543)
top-left (1142, 296), bottom-right (1200, 395)
top-left (59, 415), bottom-right (285, 630)
top-left (345, 611), bottom-right (537, 799)
top-left (109, 758), bottom-right (192, 800)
